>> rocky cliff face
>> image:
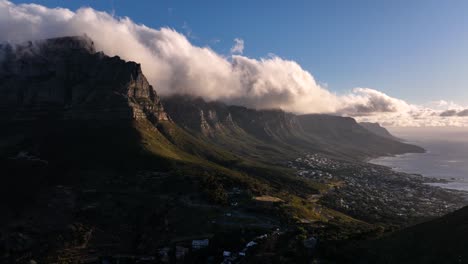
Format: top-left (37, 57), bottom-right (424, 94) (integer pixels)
top-left (298, 114), bottom-right (424, 157)
top-left (162, 95), bottom-right (303, 141)
top-left (0, 36), bottom-right (168, 122)
top-left (359, 122), bottom-right (401, 141)
top-left (162, 96), bottom-right (425, 160)
top-left (161, 95), bottom-right (235, 137)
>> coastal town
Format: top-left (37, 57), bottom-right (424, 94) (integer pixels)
top-left (288, 153), bottom-right (468, 224)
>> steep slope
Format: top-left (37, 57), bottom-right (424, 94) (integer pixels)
top-left (359, 122), bottom-right (401, 141)
top-left (349, 205), bottom-right (468, 263)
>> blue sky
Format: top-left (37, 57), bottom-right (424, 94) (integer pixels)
top-left (11, 0), bottom-right (468, 105)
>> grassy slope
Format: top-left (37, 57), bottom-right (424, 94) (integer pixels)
top-left (151, 120), bottom-right (327, 196)
top-left (0, 117), bottom-right (377, 263)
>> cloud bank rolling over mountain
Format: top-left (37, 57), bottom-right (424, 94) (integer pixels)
top-left (1, 0), bottom-right (467, 126)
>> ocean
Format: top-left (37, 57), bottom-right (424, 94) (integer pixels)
top-left (369, 127), bottom-right (468, 191)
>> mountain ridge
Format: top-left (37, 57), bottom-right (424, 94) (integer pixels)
top-left (0, 36), bottom-right (423, 162)
top-left (359, 122), bottom-right (401, 141)
top-left (162, 95), bottom-right (424, 162)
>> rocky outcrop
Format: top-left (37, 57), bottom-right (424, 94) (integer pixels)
top-left (0, 36), bottom-right (168, 122)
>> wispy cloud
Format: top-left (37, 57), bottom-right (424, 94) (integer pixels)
top-left (230, 38), bottom-right (244, 54)
top-left (210, 38), bottom-right (221, 45)
top-left (182, 21), bottom-right (196, 39)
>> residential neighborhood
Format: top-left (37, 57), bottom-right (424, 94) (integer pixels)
top-left (289, 154), bottom-right (467, 223)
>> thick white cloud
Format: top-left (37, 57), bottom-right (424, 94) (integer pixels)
top-left (353, 101), bottom-right (468, 127)
top-left (338, 88), bottom-right (414, 116)
top-left (1, 0), bottom-right (467, 126)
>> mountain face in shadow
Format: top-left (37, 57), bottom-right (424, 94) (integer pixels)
top-left (0, 37), bottom-right (177, 234)
top-left (0, 35), bottom-right (178, 183)
top-left (0, 36), bottom-right (168, 122)
top-left (334, 205), bottom-right (468, 263)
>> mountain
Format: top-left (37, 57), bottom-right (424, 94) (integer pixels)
top-left (0, 35), bottom-right (168, 122)
top-left (162, 96), bottom-right (424, 162)
top-left (0, 36), bottom-right (332, 263)
top-left (297, 115), bottom-right (424, 159)
top-left (0, 36), bottom-right (432, 263)
top-left (162, 95), bottom-right (309, 163)
top-left (359, 122), bottom-right (401, 141)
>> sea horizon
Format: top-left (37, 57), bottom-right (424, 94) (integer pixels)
top-left (369, 127), bottom-right (468, 191)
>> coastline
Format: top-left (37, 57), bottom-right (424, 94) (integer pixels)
top-left (291, 153), bottom-right (467, 224)
top-left (369, 150), bottom-right (468, 193)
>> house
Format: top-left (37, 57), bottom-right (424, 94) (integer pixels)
top-left (192, 239), bottom-right (209, 249)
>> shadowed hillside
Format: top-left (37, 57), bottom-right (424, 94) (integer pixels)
top-left (327, 205), bottom-right (468, 263)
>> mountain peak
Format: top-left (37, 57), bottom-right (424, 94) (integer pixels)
top-left (35, 35), bottom-right (96, 54)
top-left (0, 36), bottom-right (168, 122)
